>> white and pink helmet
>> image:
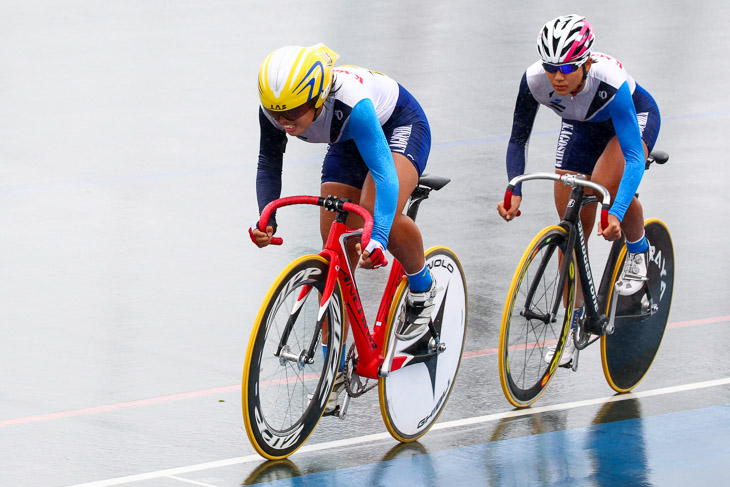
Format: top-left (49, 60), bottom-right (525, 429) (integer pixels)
top-left (537, 14), bottom-right (595, 64)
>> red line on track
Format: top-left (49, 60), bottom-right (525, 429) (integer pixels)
top-left (666, 315), bottom-right (730, 328)
top-left (0, 385), bottom-right (240, 427)
top-left (2, 315), bottom-right (728, 428)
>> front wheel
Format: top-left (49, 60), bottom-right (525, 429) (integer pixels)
top-left (498, 226), bottom-right (576, 408)
top-left (378, 246), bottom-right (468, 441)
top-left (242, 255), bottom-right (344, 459)
top-left (601, 219), bottom-right (674, 392)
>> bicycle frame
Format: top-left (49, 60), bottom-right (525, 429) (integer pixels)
top-left (258, 195), bottom-right (408, 380)
top-left (504, 172), bottom-right (622, 335)
top-left (559, 184), bottom-right (626, 334)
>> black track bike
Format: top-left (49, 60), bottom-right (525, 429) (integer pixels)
top-left (498, 151), bottom-right (674, 407)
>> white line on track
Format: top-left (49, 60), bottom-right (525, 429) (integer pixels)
top-left (166, 476), bottom-right (219, 487)
top-left (66, 376), bottom-right (730, 487)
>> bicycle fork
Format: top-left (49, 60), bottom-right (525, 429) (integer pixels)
top-left (275, 284), bottom-right (320, 368)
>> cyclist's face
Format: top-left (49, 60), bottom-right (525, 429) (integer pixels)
top-left (266, 101), bottom-right (318, 136)
top-left (544, 58), bottom-right (592, 95)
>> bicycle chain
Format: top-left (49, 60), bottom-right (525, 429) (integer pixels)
top-left (343, 343), bottom-right (377, 398)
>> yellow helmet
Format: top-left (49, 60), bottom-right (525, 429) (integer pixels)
top-left (258, 43), bottom-right (340, 112)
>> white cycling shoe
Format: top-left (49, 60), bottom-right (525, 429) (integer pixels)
top-left (395, 279), bottom-right (437, 341)
top-left (615, 251), bottom-right (649, 296)
top-left (309, 371), bottom-right (346, 414)
top-left (545, 330), bottom-right (576, 366)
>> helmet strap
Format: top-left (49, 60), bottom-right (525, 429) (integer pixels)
top-left (570, 64), bottom-right (589, 97)
top-left (312, 101), bottom-right (323, 121)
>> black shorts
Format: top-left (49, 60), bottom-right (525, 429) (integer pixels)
top-left (555, 84), bottom-right (661, 174)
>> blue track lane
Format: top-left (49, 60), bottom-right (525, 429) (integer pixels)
top-left (257, 404), bottom-right (730, 486)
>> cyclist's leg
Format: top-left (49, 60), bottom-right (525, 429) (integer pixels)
top-left (360, 153), bottom-right (434, 340)
top-left (359, 153), bottom-right (425, 274)
top-left (592, 94), bottom-right (660, 295)
top-left (591, 87), bottom-right (660, 243)
top-left (590, 136), bottom-right (649, 243)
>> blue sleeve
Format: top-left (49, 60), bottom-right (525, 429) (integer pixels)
top-left (608, 82), bottom-right (645, 221)
top-left (506, 73), bottom-right (540, 196)
top-left (256, 107), bottom-right (288, 229)
top-left (340, 98), bottom-right (398, 249)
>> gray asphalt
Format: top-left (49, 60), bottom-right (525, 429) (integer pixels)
top-left (1, 1), bottom-right (729, 486)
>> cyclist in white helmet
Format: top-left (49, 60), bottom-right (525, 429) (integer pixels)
top-left (496, 15), bottom-right (661, 365)
top-left (250, 44), bottom-right (437, 409)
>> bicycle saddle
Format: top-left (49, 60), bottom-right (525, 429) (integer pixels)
top-left (418, 173), bottom-right (451, 191)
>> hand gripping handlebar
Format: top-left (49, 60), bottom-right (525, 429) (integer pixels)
top-left (503, 173), bottom-right (612, 229)
top-left (258, 195), bottom-right (375, 248)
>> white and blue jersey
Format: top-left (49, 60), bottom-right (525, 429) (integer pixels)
top-left (257, 66), bottom-right (431, 249)
top-left (507, 52), bottom-right (660, 220)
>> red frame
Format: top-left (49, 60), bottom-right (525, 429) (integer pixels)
top-left (259, 195), bottom-right (406, 379)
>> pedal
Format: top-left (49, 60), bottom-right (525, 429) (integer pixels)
top-left (571, 347), bottom-right (580, 372)
top-left (322, 406), bottom-right (339, 418)
top-left (614, 283), bottom-right (651, 319)
top-left (335, 393), bottom-right (351, 420)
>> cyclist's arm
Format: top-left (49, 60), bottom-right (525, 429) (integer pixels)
top-left (256, 107), bottom-right (288, 230)
top-left (608, 82), bottom-right (645, 221)
top-left (340, 98), bottom-right (397, 250)
top-left (506, 73), bottom-right (540, 196)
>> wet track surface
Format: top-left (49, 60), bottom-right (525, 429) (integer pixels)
top-left (1, 1), bottom-right (730, 486)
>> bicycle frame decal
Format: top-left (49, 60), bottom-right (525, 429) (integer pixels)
top-left (341, 272), bottom-right (378, 351)
top-left (576, 221), bottom-right (599, 314)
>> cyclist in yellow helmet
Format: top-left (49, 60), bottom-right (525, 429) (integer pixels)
top-left (251, 44), bottom-right (436, 359)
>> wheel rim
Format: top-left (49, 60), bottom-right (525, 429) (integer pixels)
top-left (500, 228), bottom-right (574, 407)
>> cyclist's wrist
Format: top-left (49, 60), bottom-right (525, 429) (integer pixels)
top-left (364, 238), bottom-right (385, 255)
top-left (607, 209), bottom-right (623, 222)
top-left (251, 219), bottom-right (277, 234)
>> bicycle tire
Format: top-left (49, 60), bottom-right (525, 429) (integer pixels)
top-left (498, 226), bottom-right (576, 408)
top-left (378, 246), bottom-right (468, 441)
top-left (601, 219), bottom-right (674, 392)
top-left (242, 255), bottom-right (344, 459)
